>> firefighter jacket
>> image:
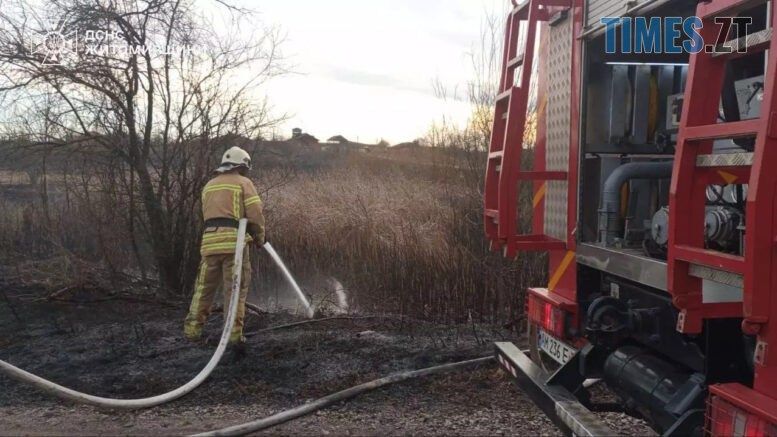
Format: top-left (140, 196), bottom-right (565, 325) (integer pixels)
top-left (200, 172), bottom-right (265, 256)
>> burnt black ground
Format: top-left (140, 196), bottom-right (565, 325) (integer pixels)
top-left (0, 284), bottom-right (652, 436)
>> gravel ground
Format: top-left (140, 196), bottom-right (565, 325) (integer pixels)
top-left (0, 284), bottom-right (651, 436)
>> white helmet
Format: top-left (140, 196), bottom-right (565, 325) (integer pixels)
top-left (216, 146), bottom-right (252, 173)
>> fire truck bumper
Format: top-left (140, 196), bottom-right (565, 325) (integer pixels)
top-left (495, 342), bottom-right (614, 437)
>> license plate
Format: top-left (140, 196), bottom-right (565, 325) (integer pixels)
top-left (538, 329), bottom-right (576, 365)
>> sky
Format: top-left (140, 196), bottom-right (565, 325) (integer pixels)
top-left (253, 0), bottom-right (506, 144)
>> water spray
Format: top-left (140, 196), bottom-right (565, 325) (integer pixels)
top-left (263, 242), bottom-right (315, 318)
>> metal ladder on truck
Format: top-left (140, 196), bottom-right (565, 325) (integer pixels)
top-left (483, 0), bottom-right (569, 258)
top-left (667, 0), bottom-right (777, 411)
top-left (488, 1), bottom-right (616, 435)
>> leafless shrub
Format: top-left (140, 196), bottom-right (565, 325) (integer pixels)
top-left (0, 0), bottom-right (287, 293)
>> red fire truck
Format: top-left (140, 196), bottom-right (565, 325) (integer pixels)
top-left (486, 0), bottom-right (777, 435)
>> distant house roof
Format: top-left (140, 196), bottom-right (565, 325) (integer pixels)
top-left (327, 135), bottom-right (349, 143)
top-left (294, 133), bottom-right (319, 143)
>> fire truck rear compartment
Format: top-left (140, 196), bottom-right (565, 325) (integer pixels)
top-left (535, 0), bottom-right (767, 434)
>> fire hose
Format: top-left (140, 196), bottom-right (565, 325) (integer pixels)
top-left (193, 356), bottom-right (495, 437)
top-left (0, 219), bottom-right (251, 410)
top-left (0, 219), bottom-right (496, 430)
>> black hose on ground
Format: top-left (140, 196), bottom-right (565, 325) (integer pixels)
top-left (243, 313), bottom-right (444, 337)
top-left (244, 315), bottom-right (393, 337)
top-left (192, 356), bottom-right (495, 437)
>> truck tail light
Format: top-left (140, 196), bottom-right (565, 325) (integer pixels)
top-left (527, 294), bottom-right (566, 338)
top-left (708, 395), bottom-right (777, 437)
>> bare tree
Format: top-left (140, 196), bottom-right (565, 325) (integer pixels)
top-left (0, 0), bottom-right (287, 293)
top-left (465, 9), bottom-right (502, 151)
top-left (425, 8), bottom-right (504, 196)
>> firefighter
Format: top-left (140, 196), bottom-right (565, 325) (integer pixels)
top-left (183, 146), bottom-right (265, 360)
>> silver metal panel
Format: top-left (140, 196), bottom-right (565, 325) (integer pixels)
top-left (713, 28), bottom-right (773, 57)
top-left (689, 264), bottom-right (744, 288)
top-left (577, 244), bottom-right (745, 302)
top-left (696, 152), bottom-right (754, 167)
top-left (702, 280), bottom-right (744, 304)
top-left (544, 15), bottom-right (571, 241)
top-left (582, 0), bottom-right (671, 39)
top-left (545, 181), bottom-right (568, 240)
top-left (577, 243), bottom-right (668, 291)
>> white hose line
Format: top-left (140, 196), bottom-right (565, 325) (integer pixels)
top-left (262, 242), bottom-right (314, 318)
top-left (0, 219), bottom-right (249, 410)
top-left (192, 356), bottom-right (495, 437)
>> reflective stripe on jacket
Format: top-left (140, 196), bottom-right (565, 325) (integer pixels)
top-left (200, 172), bottom-right (265, 256)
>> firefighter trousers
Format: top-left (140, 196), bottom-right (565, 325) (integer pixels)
top-left (184, 246), bottom-right (250, 344)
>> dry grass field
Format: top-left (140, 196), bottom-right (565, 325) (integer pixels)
top-left (0, 147), bottom-right (543, 325)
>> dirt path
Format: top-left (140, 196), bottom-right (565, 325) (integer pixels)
top-left (0, 286), bottom-right (649, 436)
